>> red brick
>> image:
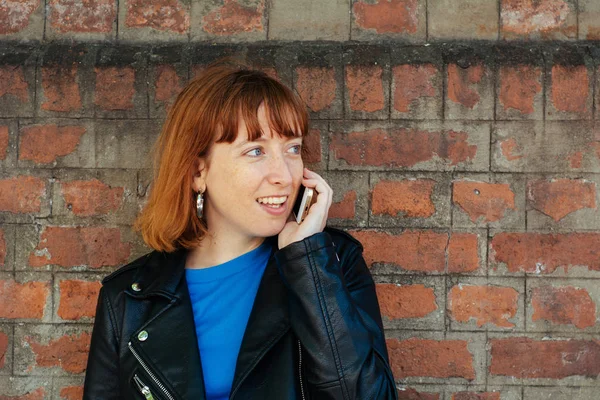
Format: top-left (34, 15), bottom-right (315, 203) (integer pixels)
top-left (303, 128), bottom-right (322, 164)
top-left (60, 179), bottom-right (124, 216)
top-left (26, 332), bottom-right (91, 373)
top-left (0, 66), bottom-right (29, 102)
top-left (499, 65), bottom-right (542, 115)
top-left (452, 393), bottom-right (500, 400)
top-left (0, 126), bottom-right (9, 160)
top-left (0, 229), bottom-right (5, 266)
top-left (0, 280), bottom-right (49, 319)
top-left (387, 338), bottom-right (475, 379)
top-left (59, 386), bottom-right (83, 400)
top-left (41, 65), bottom-right (82, 112)
top-left (19, 125), bottom-right (86, 164)
top-left (586, 25), bottom-right (600, 40)
top-left (448, 233), bottom-right (480, 273)
top-left (568, 151), bottom-right (584, 168)
top-left (531, 286), bottom-right (596, 329)
top-left (449, 285), bottom-right (519, 328)
top-left (126, 0), bottom-right (190, 34)
top-left (372, 179), bottom-right (435, 218)
top-left (345, 65), bottom-right (384, 113)
top-left (202, 0), bottom-right (264, 35)
top-left (490, 337), bottom-right (600, 378)
top-left (0, 389), bottom-right (45, 400)
top-left (398, 388), bottom-right (440, 400)
top-left (351, 230), bottom-right (478, 273)
top-left (593, 142), bottom-right (600, 161)
top-left (353, 0), bottom-right (418, 34)
top-left (331, 128), bottom-right (477, 167)
top-left (0, 0), bottom-right (39, 34)
top-left (28, 226), bottom-right (131, 268)
top-left (528, 179), bottom-right (596, 221)
top-left (0, 330), bottom-right (8, 368)
top-left (49, 0), bottom-right (116, 33)
top-left (393, 64), bottom-right (437, 113)
top-left (551, 65), bottom-right (590, 114)
top-left (499, 137), bottom-right (524, 161)
top-left (154, 65), bottom-right (183, 105)
top-left (191, 64), bottom-right (205, 79)
top-left (588, 29), bottom-right (600, 40)
top-left (58, 279), bottom-right (102, 320)
top-left (376, 283), bottom-right (437, 319)
top-left (491, 232), bottom-right (600, 274)
top-left (0, 176), bottom-right (45, 214)
top-left (501, 0), bottom-right (575, 38)
top-left (94, 67), bottom-right (135, 110)
top-left (453, 181), bottom-right (516, 223)
top-left (296, 67), bottom-right (336, 113)
top-left (351, 230), bottom-right (446, 271)
top-left (329, 190), bottom-right (356, 219)
top-left (447, 64), bottom-right (484, 109)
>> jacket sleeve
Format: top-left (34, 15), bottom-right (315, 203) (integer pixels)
top-left (83, 286), bottom-right (121, 400)
top-left (274, 230), bottom-right (398, 400)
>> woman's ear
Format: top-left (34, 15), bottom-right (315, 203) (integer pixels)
top-left (192, 157), bottom-right (207, 193)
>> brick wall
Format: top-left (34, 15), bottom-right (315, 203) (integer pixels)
top-left (1, 1), bottom-right (600, 400)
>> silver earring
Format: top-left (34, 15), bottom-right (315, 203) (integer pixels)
top-left (196, 191), bottom-right (204, 219)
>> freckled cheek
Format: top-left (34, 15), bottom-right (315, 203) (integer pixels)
top-left (229, 168), bottom-right (261, 195)
top-left (293, 164), bottom-right (304, 185)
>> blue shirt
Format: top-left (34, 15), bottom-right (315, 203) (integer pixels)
top-left (185, 239), bottom-right (272, 400)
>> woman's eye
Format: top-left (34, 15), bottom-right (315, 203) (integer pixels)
top-left (289, 145), bottom-right (302, 154)
top-left (246, 148), bottom-right (263, 157)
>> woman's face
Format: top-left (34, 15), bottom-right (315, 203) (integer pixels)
top-left (194, 104), bottom-right (304, 241)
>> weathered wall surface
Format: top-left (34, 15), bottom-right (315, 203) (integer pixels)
top-left (1, 1), bottom-right (600, 399)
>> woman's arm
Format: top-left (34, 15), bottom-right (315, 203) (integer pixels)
top-left (274, 229), bottom-right (398, 400)
top-left (82, 287), bottom-right (121, 400)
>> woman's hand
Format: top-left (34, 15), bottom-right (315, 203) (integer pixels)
top-left (278, 168), bottom-right (333, 249)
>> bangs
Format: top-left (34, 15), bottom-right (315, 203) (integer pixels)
top-left (214, 70), bottom-right (308, 143)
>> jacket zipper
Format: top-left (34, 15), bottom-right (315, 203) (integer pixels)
top-left (298, 340), bottom-right (306, 400)
top-left (133, 374), bottom-right (155, 400)
top-left (128, 341), bottom-right (175, 400)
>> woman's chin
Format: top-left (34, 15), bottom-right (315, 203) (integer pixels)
top-left (257, 220), bottom-right (289, 238)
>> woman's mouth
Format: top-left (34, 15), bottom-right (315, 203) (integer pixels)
top-left (256, 196), bottom-right (287, 207)
top-left (256, 196), bottom-right (288, 214)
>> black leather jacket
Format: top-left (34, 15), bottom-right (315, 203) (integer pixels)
top-left (83, 228), bottom-right (398, 399)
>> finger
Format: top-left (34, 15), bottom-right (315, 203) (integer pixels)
top-left (303, 169), bottom-right (332, 201)
top-left (303, 168), bottom-right (327, 185)
top-left (303, 167), bottom-right (323, 176)
top-left (302, 178), bottom-right (331, 197)
top-left (300, 183), bottom-right (331, 219)
top-left (302, 178), bottom-right (332, 209)
top-left (302, 180), bottom-right (332, 210)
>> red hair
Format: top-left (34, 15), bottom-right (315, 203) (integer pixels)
top-left (134, 63), bottom-right (309, 252)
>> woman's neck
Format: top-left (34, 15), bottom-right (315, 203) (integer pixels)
top-left (185, 230), bottom-right (265, 270)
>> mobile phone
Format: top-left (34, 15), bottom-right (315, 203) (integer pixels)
top-left (292, 185), bottom-right (316, 224)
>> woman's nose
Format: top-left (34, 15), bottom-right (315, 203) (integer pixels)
top-left (267, 154), bottom-right (293, 186)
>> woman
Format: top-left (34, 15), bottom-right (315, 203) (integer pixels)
top-left (83, 63), bottom-right (397, 400)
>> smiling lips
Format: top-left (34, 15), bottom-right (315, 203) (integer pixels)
top-left (256, 196), bottom-right (288, 208)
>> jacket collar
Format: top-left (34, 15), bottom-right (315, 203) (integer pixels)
top-left (124, 250), bottom-right (184, 300)
top-left (231, 244), bottom-right (290, 396)
top-left (124, 237), bottom-right (290, 398)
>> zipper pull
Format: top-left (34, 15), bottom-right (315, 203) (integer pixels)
top-left (133, 374), bottom-right (155, 400)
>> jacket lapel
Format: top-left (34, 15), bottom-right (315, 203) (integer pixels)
top-left (124, 239), bottom-right (290, 400)
top-left (229, 241), bottom-right (291, 398)
top-left (125, 249), bottom-right (206, 400)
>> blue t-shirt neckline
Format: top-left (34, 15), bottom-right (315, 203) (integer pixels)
top-left (185, 237), bottom-right (273, 283)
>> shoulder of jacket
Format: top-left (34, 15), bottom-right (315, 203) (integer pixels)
top-left (324, 226), bottom-right (364, 252)
top-left (101, 251), bottom-right (155, 286)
